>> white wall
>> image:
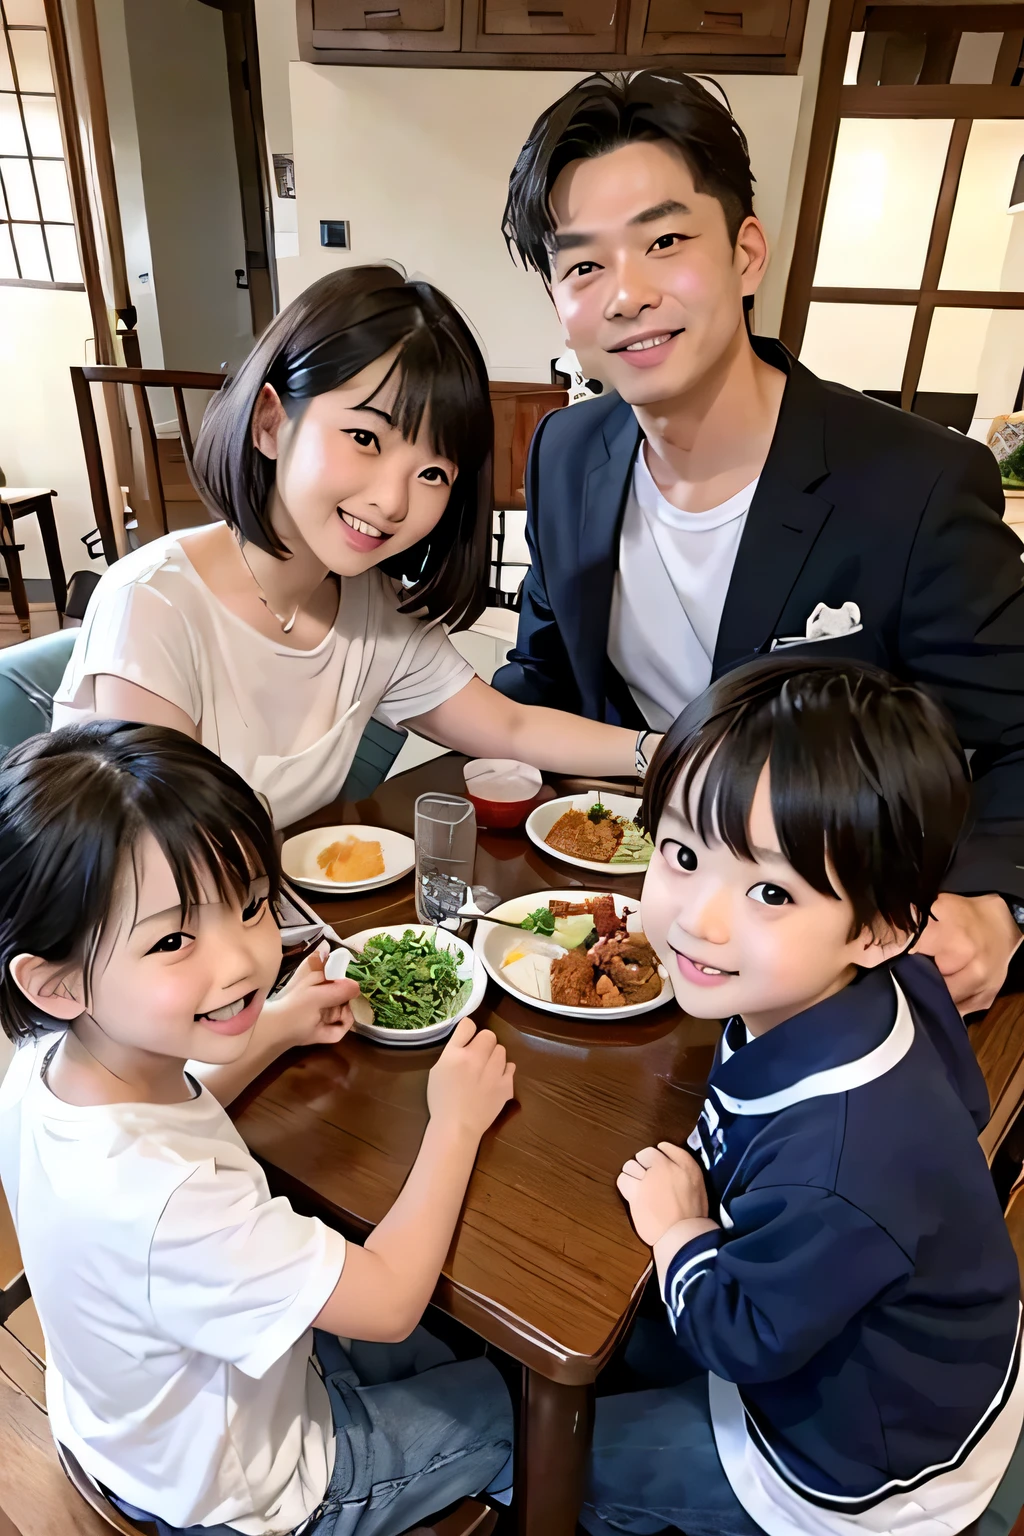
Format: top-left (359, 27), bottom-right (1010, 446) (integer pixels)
top-left (0, 286), bottom-right (98, 582)
top-left (278, 63), bottom-right (802, 380)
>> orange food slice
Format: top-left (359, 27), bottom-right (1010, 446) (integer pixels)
top-left (316, 836), bottom-right (385, 883)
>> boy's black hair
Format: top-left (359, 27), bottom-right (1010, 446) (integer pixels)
top-left (190, 264), bottom-right (494, 631)
top-left (642, 658), bottom-right (970, 943)
top-left (0, 722), bottom-right (280, 1043)
top-left (503, 69), bottom-right (755, 279)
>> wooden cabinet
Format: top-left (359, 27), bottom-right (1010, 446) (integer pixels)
top-left (307, 0), bottom-right (461, 51)
top-left (628, 0), bottom-right (793, 56)
top-left (469, 0), bottom-right (621, 52)
top-left (299, 0), bottom-right (806, 67)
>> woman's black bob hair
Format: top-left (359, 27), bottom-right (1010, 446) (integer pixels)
top-left (190, 265), bottom-right (494, 631)
top-left (0, 722), bottom-right (280, 1043)
top-left (503, 69), bottom-right (755, 280)
top-left (641, 657), bottom-right (971, 944)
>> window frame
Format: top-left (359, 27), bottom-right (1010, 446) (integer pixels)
top-left (0, 0), bottom-right (84, 291)
top-left (780, 1), bottom-right (1024, 409)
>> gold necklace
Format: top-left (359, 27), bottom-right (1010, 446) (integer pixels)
top-left (237, 540), bottom-right (299, 634)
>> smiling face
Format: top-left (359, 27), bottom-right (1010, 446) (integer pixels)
top-left (547, 139), bottom-right (768, 410)
top-left (258, 347), bottom-right (458, 577)
top-left (640, 761), bottom-right (891, 1035)
top-left (71, 830), bottom-right (283, 1068)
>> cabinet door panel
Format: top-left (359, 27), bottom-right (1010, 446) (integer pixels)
top-left (311, 0), bottom-right (460, 47)
top-left (630, 0), bottom-right (791, 52)
top-left (468, 0), bottom-right (620, 50)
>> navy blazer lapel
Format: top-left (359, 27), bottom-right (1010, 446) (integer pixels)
top-left (713, 351), bottom-right (836, 678)
top-left (573, 401), bottom-right (642, 717)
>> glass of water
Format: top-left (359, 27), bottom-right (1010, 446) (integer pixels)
top-left (415, 793), bottom-right (477, 930)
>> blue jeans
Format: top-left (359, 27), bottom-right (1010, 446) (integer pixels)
top-left (580, 1316), bottom-right (764, 1536)
top-left (113, 1327), bottom-right (513, 1536)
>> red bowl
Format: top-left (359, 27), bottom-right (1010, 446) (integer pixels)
top-left (466, 791), bottom-right (540, 830)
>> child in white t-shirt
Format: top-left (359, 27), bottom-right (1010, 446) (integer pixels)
top-left (0, 720), bottom-right (515, 1536)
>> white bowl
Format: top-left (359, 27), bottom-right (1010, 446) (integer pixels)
top-left (282, 825), bottom-right (415, 896)
top-left (473, 890), bottom-right (671, 1022)
top-left (337, 924), bottom-right (486, 1047)
top-left (526, 793), bottom-right (653, 875)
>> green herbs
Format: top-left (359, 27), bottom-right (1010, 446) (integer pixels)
top-left (522, 906), bottom-right (556, 936)
top-left (587, 799), bottom-right (612, 824)
top-left (346, 930), bottom-right (471, 1030)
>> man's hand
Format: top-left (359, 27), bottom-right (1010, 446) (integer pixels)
top-left (617, 1141), bottom-right (709, 1247)
top-left (262, 942), bottom-right (358, 1050)
top-left (914, 893), bottom-right (1023, 1015)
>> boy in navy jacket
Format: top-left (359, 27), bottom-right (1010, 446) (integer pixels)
top-left (586, 659), bottom-right (1023, 1536)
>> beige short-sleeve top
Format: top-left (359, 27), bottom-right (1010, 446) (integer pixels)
top-left (52, 531), bottom-right (473, 826)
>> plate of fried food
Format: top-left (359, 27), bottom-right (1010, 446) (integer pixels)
top-left (526, 793), bottom-right (655, 874)
top-left (473, 890), bottom-right (671, 1021)
top-left (281, 825), bottom-right (415, 896)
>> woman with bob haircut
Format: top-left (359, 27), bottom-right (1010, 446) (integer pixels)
top-left (54, 265), bottom-right (654, 825)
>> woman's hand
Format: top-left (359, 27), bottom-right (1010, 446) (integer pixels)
top-left (262, 941), bottom-right (358, 1050)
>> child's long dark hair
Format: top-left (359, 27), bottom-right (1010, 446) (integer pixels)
top-left (0, 723), bottom-right (280, 1042)
top-left (191, 265), bottom-right (494, 632)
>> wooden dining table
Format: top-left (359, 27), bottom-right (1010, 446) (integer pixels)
top-left (233, 753), bottom-right (720, 1536)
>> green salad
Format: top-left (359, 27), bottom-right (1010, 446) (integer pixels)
top-left (346, 929), bottom-right (472, 1030)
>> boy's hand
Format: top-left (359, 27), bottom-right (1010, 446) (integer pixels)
top-left (264, 942), bottom-right (358, 1050)
top-left (617, 1141), bottom-right (708, 1246)
top-left (427, 1018), bottom-right (515, 1142)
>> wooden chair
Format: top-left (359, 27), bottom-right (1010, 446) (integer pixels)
top-left (70, 367), bottom-right (227, 565)
top-left (487, 382), bottom-right (567, 613)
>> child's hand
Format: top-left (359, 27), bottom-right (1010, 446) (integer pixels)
top-left (617, 1141), bottom-right (709, 1247)
top-left (264, 942), bottom-right (359, 1050)
top-left (427, 1017), bottom-right (515, 1142)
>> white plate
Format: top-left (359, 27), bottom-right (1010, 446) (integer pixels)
top-left (526, 793), bottom-right (653, 875)
top-left (282, 826), bottom-right (415, 896)
top-left (473, 890), bottom-right (671, 1022)
top-left (341, 924), bottom-right (486, 1047)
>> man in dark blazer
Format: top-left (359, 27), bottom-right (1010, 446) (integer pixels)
top-left (494, 68), bottom-right (1024, 1013)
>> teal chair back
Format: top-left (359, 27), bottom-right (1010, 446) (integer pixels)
top-left (0, 629), bottom-right (405, 800)
top-left (0, 630), bottom-right (76, 751)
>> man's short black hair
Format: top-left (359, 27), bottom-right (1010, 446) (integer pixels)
top-left (0, 722), bottom-right (281, 1042)
top-left (642, 658), bottom-right (971, 944)
top-left (503, 69), bottom-right (755, 279)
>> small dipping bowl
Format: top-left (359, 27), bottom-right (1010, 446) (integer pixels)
top-left (463, 758), bottom-right (543, 830)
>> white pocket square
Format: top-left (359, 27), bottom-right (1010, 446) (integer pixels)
top-left (771, 601), bottom-right (863, 651)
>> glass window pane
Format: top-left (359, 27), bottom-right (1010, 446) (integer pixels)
top-left (0, 93), bottom-right (25, 155)
top-left (950, 31), bottom-right (1001, 84)
top-left (0, 222), bottom-right (16, 278)
top-left (33, 156), bottom-right (70, 221)
top-left (800, 302), bottom-right (917, 391)
top-left (813, 119), bottom-right (953, 290)
top-left (45, 221), bottom-right (78, 281)
top-left (940, 122), bottom-right (1024, 293)
top-left (0, 175), bottom-right (6, 219)
top-left (0, 156), bottom-right (36, 218)
top-left (919, 308), bottom-right (1024, 422)
top-left (22, 94), bottom-right (61, 156)
top-left (12, 220), bottom-right (49, 279)
top-left (10, 30), bottom-right (51, 93)
top-left (0, 45), bottom-right (15, 93)
top-left (5, 0), bottom-right (47, 22)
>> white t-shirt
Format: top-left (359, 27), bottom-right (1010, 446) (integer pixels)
top-left (607, 447), bottom-right (758, 732)
top-left (52, 532), bottom-right (475, 826)
top-left (0, 1034), bottom-right (347, 1536)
